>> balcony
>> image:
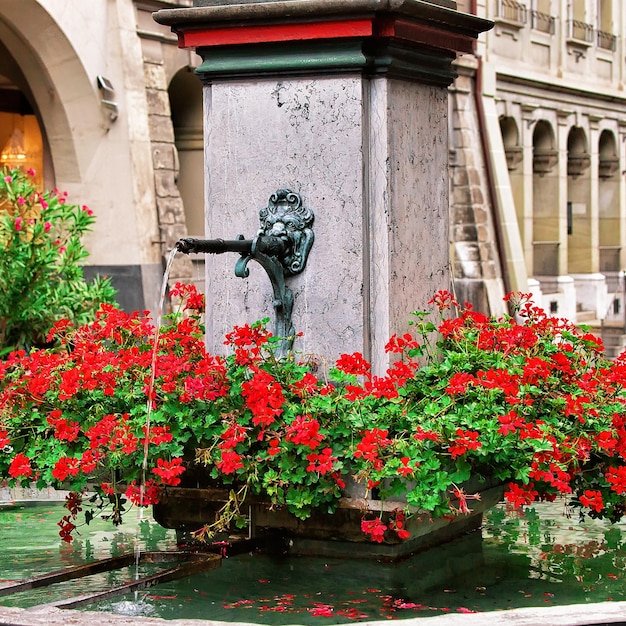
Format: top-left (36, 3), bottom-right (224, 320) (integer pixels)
top-left (531, 10), bottom-right (555, 34)
top-left (497, 0), bottom-right (528, 25)
top-left (597, 30), bottom-right (617, 51)
top-left (568, 19), bottom-right (594, 44)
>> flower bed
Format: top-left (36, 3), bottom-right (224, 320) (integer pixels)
top-left (1, 286), bottom-right (625, 551)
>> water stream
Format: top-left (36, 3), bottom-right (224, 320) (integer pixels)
top-left (1, 500), bottom-right (625, 623)
top-left (134, 246), bottom-right (178, 588)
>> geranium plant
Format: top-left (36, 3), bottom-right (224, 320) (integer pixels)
top-left (1, 284), bottom-right (626, 544)
top-left (0, 167), bottom-right (116, 354)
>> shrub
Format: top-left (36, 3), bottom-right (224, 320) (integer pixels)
top-left (0, 167), bottom-right (116, 354)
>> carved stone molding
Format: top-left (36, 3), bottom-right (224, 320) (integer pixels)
top-left (599, 156), bottom-right (620, 179)
top-left (567, 153), bottom-right (590, 178)
top-left (505, 146), bottom-right (523, 171)
top-left (533, 148), bottom-right (558, 175)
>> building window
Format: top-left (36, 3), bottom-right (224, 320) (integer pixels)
top-left (568, 0), bottom-right (595, 42)
top-left (531, 0), bottom-right (555, 33)
top-left (597, 0), bottom-right (616, 50)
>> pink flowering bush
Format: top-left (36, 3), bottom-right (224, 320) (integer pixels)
top-left (1, 284), bottom-right (626, 545)
top-left (0, 167), bottom-right (115, 354)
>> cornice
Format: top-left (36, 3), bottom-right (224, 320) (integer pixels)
top-left (153, 1), bottom-right (492, 86)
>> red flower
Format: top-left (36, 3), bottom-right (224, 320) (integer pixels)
top-left (286, 415), bottom-right (324, 450)
top-left (217, 449), bottom-right (244, 474)
top-left (606, 466), bottom-right (626, 495)
top-left (448, 429), bottom-right (481, 458)
top-left (47, 412), bottom-right (81, 442)
top-left (152, 458), bottom-right (185, 486)
top-left (497, 410), bottom-right (525, 436)
top-left (335, 352), bottom-right (371, 377)
top-left (428, 290), bottom-right (458, 311)
top-left (0, 428), bottom-right (10, 448)
top-left (57, 515), bottom-right (76, 543)
top-left (267, 438), bottom-right (281, 457)
top-left (445, 372), bottom-right (474, 394)
top-left (52, 456), bottom-right (80, 481)
top-left (100, 482), bottom-right (115, 496)
top-left (125, 479), bottom-right (161, 506)
top-left (361, 517), bottom-right (387, 543)
top-left (241, 368), bottom-right (285, 427)
top-left (292, 372), bottom-right (320, 396)
top-left (144, 425), bottom-right (173, 447)
top-left (306, 447), bottom-right (337, 474)
top-left (354, 428), bottom-right (391, 470)
top-left (8, 452), bottom-right (32, 478)
top-left (64, 491), bottom-right (82, 517)
top-left (384, 333), bottom-right (419, 354)
top-left (504, 482), bottom-right (538, 507)
top-left (579, 490), bottom-right (603, 513)
top-left (413, 427), bottom-right (440, 442)
top-left (388, 509), bottom-right (411, 540)
top-left (397, 456), bottom-right (417, 477)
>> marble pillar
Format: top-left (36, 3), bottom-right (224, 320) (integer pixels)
top-left (154, 0), bottom-right (491, 372)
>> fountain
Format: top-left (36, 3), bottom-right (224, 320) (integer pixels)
top-left (4, 4), bottom-right (626, 622)
top-left (153, 0), bottom-right (492, 369)
top-left (147, 0), bottom-right (497, 560)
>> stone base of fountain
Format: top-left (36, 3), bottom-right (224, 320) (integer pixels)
top-left (153, 481), bottom-right (504, 560)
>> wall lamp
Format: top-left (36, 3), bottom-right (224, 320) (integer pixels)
top-left (97, 76), bottom-right (118, 122)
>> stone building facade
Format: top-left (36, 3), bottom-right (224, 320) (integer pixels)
top-left (0, 0), bottom-right (203, 316)
top-left (453, 0), bottom-right (626, 324)
top-left (2, 0), bottom-right (625, 327)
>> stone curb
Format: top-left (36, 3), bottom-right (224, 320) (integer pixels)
top-left (0, 602), bottom-right (626, 626)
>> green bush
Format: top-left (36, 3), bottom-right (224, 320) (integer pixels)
top-left (0, 167), bottom-right (116, 354)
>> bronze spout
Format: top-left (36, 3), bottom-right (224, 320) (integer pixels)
top-left (176, 235), bottom-right (290, 258)
top-left (176, 237), bottom-right (253, 255)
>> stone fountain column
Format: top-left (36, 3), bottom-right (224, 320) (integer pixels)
top-left (154, 1), bottom-right (491, 373)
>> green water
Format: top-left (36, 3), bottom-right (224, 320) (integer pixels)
top-left (1, 501), bottom-right (625, 622)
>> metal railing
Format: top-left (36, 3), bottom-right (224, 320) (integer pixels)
top-left (497, 0), bottom-right (528, 24)
top-left (568, 19), bottom-right (595, 43)
top-left (597, 30), bottom-right (617, 51)
top-left (531, 10), bottom-right (555, 34)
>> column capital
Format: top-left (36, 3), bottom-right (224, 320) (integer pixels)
top-left (154, 1), bottom-right (492, 86)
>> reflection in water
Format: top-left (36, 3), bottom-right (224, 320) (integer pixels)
top-left (0, 501), bottom-right (625, 623)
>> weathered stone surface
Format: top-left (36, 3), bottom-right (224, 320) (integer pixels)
top-left (143, 62), bottom-right (167, 90)
top-left (148, 115), bottom-right (175, 143)
top-left (146, 88), bottom-right (171, 116)
top-left (154, 170), bottom-right (179, 198)
top-left (157, 196), bottom-right (185, 225)
top-left (152, 142), bottom-right (178, 170)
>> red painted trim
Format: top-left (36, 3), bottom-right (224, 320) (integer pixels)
top-left (375, 18), bottom-right (475, 55)
top-left (178, 19), bottom-right (373, 48)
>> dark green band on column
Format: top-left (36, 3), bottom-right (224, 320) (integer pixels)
top-left (195, 39), bottom-right (457, 86)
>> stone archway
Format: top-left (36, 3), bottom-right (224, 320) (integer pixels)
top-left (0, 44), bottom-right (46, 187)
top-left (567, 126), bottom-right (592, 274)
top-left (598, 129), bottom-right (620, 272)
top-left (532, 120), bottom-right (559, 277)
top-left (500, 116), bottom-right (526, 256)
top-left (0, 1), bottom-right (103, 187)
top-left (169, 68), bottom-right (204, 239)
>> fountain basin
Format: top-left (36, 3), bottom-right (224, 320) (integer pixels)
top-left (153, 480), bottom-right (505, 560)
